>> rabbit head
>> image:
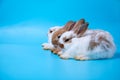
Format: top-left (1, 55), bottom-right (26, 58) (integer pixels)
top-left (47, 26), bottom-right (62, 43)
top-left (42, 26), bottom-right (62, 50)
top-left (58, 22), bottom-right (89, 49)
top-left (48, 26), bottom-right (62, 38)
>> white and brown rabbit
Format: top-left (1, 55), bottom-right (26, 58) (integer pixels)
top-left (42, 26), bottom-right (62, 50)
top-left (58, 23), bottom-right (116, 60)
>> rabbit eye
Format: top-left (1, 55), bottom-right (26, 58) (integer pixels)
top-left (49, 30), bottom-right (53, 33)
top-left (65, 39), bottom-right (70, 42)
top-left (58, 35), bottom-right (61, 38)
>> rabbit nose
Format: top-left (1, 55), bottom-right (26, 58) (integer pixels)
top-left (59, 43), bottom-right (64, 48)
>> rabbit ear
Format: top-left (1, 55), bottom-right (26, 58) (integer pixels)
top-left (72, 19), bottom-right (85, 31)
top-left (77, 22), bottom-right (89, 37)
top-left (63, 21), bottom-right (75, 31)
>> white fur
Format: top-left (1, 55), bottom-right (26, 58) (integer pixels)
top-left (59, 30), bottom-right (116, 60)
top-left (42, 43), bottom-right (54, 50)
top-left (42, 26), bottom-right (62, 50)
top-left (59, 31), bottom-right (77, 45)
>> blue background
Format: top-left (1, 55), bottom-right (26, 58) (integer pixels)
top-left (0, 0), bottom-right (120, 80)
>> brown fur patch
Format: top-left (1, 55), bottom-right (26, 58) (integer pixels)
top-left (88, 32), bottom-right (98, 50)
top-left (51, 48), bottom-right (60, 54)
top-left (53, 48), bottom-right (61, 54)
top-left (88, 33), bottom-right (112, 50)
top-left (99, 36), bottom-right (112, 49)
top-left (52, 29), bottom-right (66, 45)
top-left (58, 43), bottom-right (64, 48)
top-left (89, 41), bottom-right (99, 50)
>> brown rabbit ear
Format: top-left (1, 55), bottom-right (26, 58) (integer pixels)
top-left (63, 21), bottom-right (75, 31)
top-left (72, 18), bottom-right (85, 31)
top-left (77, 22), bottom-right (89, 37)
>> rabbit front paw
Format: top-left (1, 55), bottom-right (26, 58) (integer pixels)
top-left (42, 43), bottom-right (53, 50)
top-left (53, 48), bottom-right (61, 54)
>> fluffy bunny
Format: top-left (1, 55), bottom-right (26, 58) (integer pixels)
top-left (42, 26), bottom-right (62, 50)
top-left (58, 23), bottom-right (116, 60)
top-left (51, 19), bottom-right (85, 54)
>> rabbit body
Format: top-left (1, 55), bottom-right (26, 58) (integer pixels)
top-left (59, 30), bottom-right (116, 60)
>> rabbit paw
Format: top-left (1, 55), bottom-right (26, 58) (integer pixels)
top-left (53, 49), bottom-right (61, 54)
top-left (42, 43), bottom-right (53, 50)
top-left (75, 55), bottom-right (89, 61)
top-left (58, 51), bottom-right (63, 56)
top-left (60, 54), bottom-right (69, 59)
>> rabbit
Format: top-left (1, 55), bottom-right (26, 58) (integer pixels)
top-left (58, 23), bottom-right (116, 60)
top-left (51, 19), bottom-right (85, 54)
top-left (42, 26), bottom-right (62, 50)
